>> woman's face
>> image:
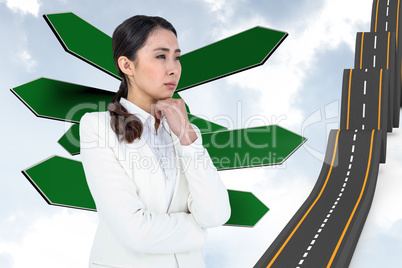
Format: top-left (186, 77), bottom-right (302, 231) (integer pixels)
top-left (128, 28), bottom-right (181, 106)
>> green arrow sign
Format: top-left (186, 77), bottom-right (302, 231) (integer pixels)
top-left (23, 155), bottom-right (268, 226)
top-left (23, 155), bottom-right (96, 210)
top-left (44, 12), bottom-right (287, 91)
top-left (177, 26), bottom-right (287, 91)
top-left (16, 79), bottom-right (305, 166)
top-left (57, 121), bottom-right (305, 169)
top-left (226, 190), bottom-right (269, 227)
top-left (10, 77), bottom-right (115, 123)
top-left (44, 12), bottom-right (119, 79)
top-left (11, 77), bottom-right (226, 131)
top-left (58, 123), bottom-right (80, 155)
top-left (204, 125), bottom-right (307, 169)
top-left (58, 113), bottom-right (228, 156)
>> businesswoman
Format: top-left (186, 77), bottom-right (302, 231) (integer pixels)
top-left (79, 15), bottom-right (231, 268)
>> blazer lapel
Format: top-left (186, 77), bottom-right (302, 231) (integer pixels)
top-left (166, 132), bottom-right (187, 213)
top-left (124, 126), bottom-right (186, 213)
top-left (126, 136), bottom-right (167, 213)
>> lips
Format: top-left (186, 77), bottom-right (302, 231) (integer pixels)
top-left (164, 82), bottom-right (177, 89)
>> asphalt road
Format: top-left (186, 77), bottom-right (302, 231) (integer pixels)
top-left (340, 68), bottom-right (389, 162)
top-left (254, 130), bottom-right (382, 268)
top-left (354, 31), bottom-right (398, 129)
top-left (254, 1), bottom-right (401, 267)
top-left (370, 0), bottom-right (402, 112)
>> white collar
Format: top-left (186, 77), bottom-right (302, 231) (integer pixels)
top-left (119, 97), bottom-right (171, 135)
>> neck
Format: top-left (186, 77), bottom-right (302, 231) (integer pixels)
top-left (127, 90), bottom-right (157, 117)
top-left (126, 90), bottom-right (161, 134)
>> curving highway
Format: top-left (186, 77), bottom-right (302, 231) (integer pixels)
top-left (370, 0), bottom-right (402, 107)
top-left (254, 0), bottom-right (402, 267)
top-left (254, 129), bottom-right (382, 267)
top-left (354, 31), bottom-right (397, 130)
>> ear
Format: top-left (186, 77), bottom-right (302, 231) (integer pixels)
top-left (117, 56), bottom-right (134, 76)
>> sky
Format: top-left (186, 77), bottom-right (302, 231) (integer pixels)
top-left (1, 0), bottom-right (402, 267)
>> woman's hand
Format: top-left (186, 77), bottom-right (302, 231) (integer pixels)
top-left (153, 98), bottom-right (198, 145)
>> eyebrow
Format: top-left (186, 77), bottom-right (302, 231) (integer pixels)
top-left (153, 47), bottom-right (181, 53)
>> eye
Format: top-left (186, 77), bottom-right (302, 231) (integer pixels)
top-left (175, 55), bottom-right (181, 61)
top-left (156, 55), bottom-right (166, 59)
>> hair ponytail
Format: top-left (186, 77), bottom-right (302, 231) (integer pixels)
top-left (107, 15), bottom-right (177, 143)
top-left (107, 75), bottom-right (143, 143)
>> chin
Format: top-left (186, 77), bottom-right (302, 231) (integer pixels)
top-left (166, 91), bottom-right (176, 98)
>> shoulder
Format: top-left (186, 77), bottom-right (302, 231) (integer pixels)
top-left (79, 111), bottom-right (113, 133)
top-left (79, 111), bottom-right (113, 140)
top-left (80, 111), bottom-right (110, 125)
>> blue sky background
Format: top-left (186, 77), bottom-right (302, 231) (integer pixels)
top-left (1, 0), bottom-right (402, 267)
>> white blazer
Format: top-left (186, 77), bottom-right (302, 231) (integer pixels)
top-left (79, 102), bottom-right (231, 268)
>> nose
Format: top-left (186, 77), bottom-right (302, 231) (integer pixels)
top-left (167, 59), bottom-right (181, 76)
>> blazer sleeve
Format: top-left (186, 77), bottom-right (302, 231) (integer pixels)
top-left (177, 123), bottom-right (231, 228)
top-left (79, 112), bottom-right (207, 255)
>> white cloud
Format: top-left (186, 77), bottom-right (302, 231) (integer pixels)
top-left (18, 50), bottom-right (37, 73)
top-left (5, 0), bottom-right (41, 17)
top-left (199, 0), bottom-right (237, 24)
top-left (0, 209), bottom-right (97, 268)
top-left (2, 1), bottom-right (400, 267)
top-left (194, 0), bottom-right (372, 132)
top-left (201, 0), bottom-right (225, 12)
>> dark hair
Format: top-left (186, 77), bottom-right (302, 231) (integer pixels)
top-left (107, 15), bottom-right (177, 143)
